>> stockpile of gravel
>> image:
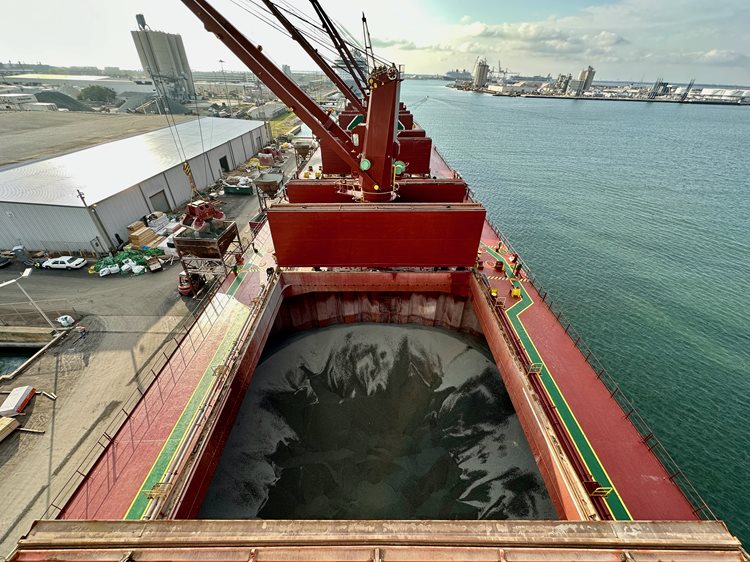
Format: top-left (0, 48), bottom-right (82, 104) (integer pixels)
top-left (35, 91), bottom-right (93, 112)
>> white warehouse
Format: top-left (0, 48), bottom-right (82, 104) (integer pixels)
top-left (0, 118), bottom-right (270, 254)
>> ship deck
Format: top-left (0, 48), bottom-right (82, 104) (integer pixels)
top-left (12, 520), bottom-right (746, 562)
top-left (476, 222), bottom-right (697, 520)
top-left (54, 197), bottom-right (700, 522)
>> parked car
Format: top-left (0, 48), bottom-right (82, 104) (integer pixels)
top-left (0, 257), bottom-right (12, 269)
top-left (40, 256), bottom-right (88, 270)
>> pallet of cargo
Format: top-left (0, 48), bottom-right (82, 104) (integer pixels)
top-left (128, 227), bottom-right (159, 247)
top-left (127, 220), bottom-right (146, 233)
top-left (0, 416), bottom-right (20, 443)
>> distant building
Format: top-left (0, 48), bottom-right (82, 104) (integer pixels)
top-left (0, 93), bottom-right (61, 112)
top-left (472, 58), bottom-right (490, 89)
top-left (566, 79), bottom-right (581, 96)
top-left (131, 14), bottom-right (195, 103)
top-left (249, 101), bottom-right (287, 120)
top-left (565, 67), bottom-right (595, 96)
top-left (581, 66), bottom-right (596, 92)
top-left (488, 81), bottom-right (543, 95)
top-left (0, 93), bottom-right (37, 111)
top-left (282, 65), bottom-right (293, 79)
top-left (3, 74), bottom-right (154, 96)
top-left (553, 73), bottom-right (572, 94)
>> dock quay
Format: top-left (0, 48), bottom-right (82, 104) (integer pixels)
top-left (0, 327), bottom-right (57, 348)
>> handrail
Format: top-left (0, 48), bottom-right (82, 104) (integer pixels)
top-left (475, 213), bottom-right (716, 520)
top-left (475, 273), bottom-right (610, 520)
top-left (148, 274), bottom-right (281, 518)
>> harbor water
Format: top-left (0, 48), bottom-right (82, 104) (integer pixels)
top-left (399, 81), bottom-right (748, 541)
top-left (0, 350), bottom-right (31, 377)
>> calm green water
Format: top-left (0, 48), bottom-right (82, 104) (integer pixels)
top-left (0, 350), bottom-right (31, 377)
top-left (401, 81), bottom-right (749, 541)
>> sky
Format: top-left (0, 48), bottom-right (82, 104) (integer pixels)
top-left (2, 0), bottom-right (749, 85)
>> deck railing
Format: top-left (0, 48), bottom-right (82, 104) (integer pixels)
top-left (475, 205), bottom-right (716, 520)
top-left (153, 272), bottom-right (281, 519)
top-left (475, 272), bottom-right (611, 520)
top-left (40, 276), bottom-right (228, 520)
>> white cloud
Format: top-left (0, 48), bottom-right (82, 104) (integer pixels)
top-left (641, 49), bottom-right (750, 67)
top-left (417, 0), bottom-right (750, 83)
top-left (0, 0), bottom-right (746, 84)
top-left (371, 38), bottom-right (454, 53)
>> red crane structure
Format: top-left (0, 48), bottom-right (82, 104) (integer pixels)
top-left (308, 0), bottom-right (370, 99)
top-left (180, 0), bottom-right (484, 268)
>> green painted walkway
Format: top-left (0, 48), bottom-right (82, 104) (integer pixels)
top-left (482, 243), bottom-right (632, 520)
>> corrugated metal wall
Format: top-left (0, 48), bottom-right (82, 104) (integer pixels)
top-left (95, 188), bottom-right (150, 247)
top-left (230, 138), bottom-right (246, 165)
top-left (139, 175), bottom-right (176, 209)
top-left (187, 153), bottom-right (213, 189)
top-left (206, 146), bottom-right (230, 177)
top-left (163, 167), bottom-right (193, 205)
top-left (0, 203), bottom-right (100, 253)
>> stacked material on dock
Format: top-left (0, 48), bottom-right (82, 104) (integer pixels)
top-left (128, 227), bottom-right (159, 247)
top-left (0, 416), bottom-right (20, 443)
top-left (127, 220), bottom-right (146, 233)
top-left (146, 212), bottom-right (169, 232)
top-left (0, 385), bottom-right (36, 417)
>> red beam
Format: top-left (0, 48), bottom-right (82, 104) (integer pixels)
top-left (268, 203), bottom-right (485, 267)
top-left (180, 0), bottom-right (372, 182)
top-left (286, 179), bottom-right (467, 204)
top-left (360, 67), bottom-right (401, 199)
top-left (321, 135), bottom-right (433, 176)
top-left (260, 0), bottom-right (365, 113)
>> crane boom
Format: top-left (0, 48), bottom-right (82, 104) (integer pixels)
top-left (261, 0), bottom-right (365, 113)
top-left (179, 0), bottom-right (369, 180)
top-left (362, 13), bottom-right (375, 73)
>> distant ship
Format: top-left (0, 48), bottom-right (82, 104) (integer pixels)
top-left (332, 55), bottom-right (368, 88)
top-left (444, 68), bottom-right (472, 81)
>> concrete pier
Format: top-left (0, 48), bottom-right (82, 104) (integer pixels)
top-left (0, 327), bottom-right (56, 348)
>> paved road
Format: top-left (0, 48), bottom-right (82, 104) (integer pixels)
top-left (0, 260), bottom-right (188, 319)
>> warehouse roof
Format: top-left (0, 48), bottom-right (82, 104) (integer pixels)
top-left (0, 118), bottom-right (264, 207)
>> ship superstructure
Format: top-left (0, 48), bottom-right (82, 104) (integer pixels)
top-left (10, 1), bottom-right (745, 561)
